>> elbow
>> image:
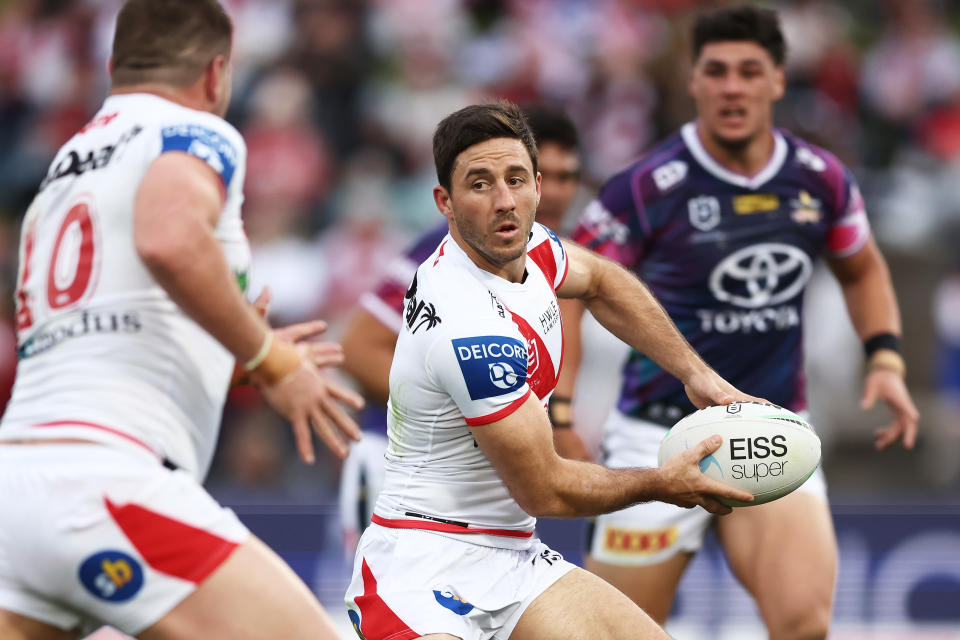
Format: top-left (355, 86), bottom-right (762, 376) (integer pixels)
top-left (135, 228), bottom-right (179, 274)
top-left (512, 485), bottom-right (571, 518)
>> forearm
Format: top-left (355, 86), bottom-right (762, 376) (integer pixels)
top-left (584, 260), bottom-right (705, 383)
top-left (532, 458), bottom-right (665, 518)
top-left (838, 256), bottom-right (901, 341)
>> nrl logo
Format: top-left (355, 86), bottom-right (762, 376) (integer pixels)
top-left (790, 190), bottom-right (821, 224)
top-left (688, 195), bottom-right (721, 232)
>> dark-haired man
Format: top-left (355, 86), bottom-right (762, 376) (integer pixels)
top-left (344, 101), bottom-right (759, 640)
top-left (558, 5), bottom-right (919, 638)
top-left (338, 105), bottom-right (589, 553)
top-left (0, 1), bottom-right (362, 638)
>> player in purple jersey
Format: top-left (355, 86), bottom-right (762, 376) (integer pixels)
top-left (338, 106), bottom-right (590, 552)
top-left (557, 6), bottom-right (919, 639)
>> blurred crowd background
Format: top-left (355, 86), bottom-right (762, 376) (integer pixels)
top-left (2, 0), bottom-right (960, 633)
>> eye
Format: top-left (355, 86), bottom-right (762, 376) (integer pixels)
top-left (508, 176), bottom-right (525, 186)
top-left (472, 180), bottom-right (489, 190)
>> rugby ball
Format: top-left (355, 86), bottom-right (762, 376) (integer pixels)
top-left (657, 402), bottom-right (821, 507)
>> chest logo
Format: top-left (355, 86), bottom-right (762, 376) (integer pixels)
top-left (790, 190), bottom-right (822, 224)
top-left (733, 194), bottom-right (780, 215)
top-left (709, 243), bottom-right (812, 308)
top-left (688, 196), bottom-right (722, 231)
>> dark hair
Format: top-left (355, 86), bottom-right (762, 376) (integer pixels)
top-left (111, 0), bottom-right (233, 88)
top-left (433, 101), bottom-right (538, 192)
top-left (692, 5), bottom-right (786, 66)
top-left (523, 105), bottom-right (579, 151)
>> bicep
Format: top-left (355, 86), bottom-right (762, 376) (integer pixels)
top-left (556, 240), bottom-right (603, 300)
top-left (469, 393), bottom-right (559, 512)
top-left (135, 152), bottom-right (224, 247)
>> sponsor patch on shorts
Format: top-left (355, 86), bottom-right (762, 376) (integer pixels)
top-left (433, 590), bottom-right (474, 615)
top-left (78, 550), bottom-right (144, 602)
top-left (451, 335), bottom-right (527, 400)
top-left (602, 526), bottom-right (678, 555)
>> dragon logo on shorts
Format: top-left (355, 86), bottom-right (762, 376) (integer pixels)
top-left (433, 590), bottom-right (474, 615)
top-left (78, 550), bottom-right (144, 602)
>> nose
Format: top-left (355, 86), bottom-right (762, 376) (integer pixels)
top-left (493, 179), bottom-right (517, 213)
top-left (721, 73), bottom-right (745, 96)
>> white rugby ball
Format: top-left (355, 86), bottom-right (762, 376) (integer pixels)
top-left (657, 402), bottom-right (821, 507)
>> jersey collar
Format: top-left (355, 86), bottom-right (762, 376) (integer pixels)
top-left (681, 122), bottom-right (788, 191)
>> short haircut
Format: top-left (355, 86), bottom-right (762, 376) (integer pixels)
top-left (111, 0), bottom-right (233, 88)
top-left (433, 101), bottom-right (538, 192)
top-left (523, 105), bottom-right (579, 151)
top-left (692, 5), bottom-right (787, 66)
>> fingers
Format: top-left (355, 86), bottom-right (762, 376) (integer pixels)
top-left (298, 342), bottom-right (344, 368)
top-left (700, 477), bottom-right (754, 504)
top-left (699, 497), bottom-right (734, 516)
top-left (276, 320), bottom-right (329, 343)
top-left (321, 392), bottom-right (362, 442)
top-left (252, 287), bottom-right (272, 317)
top-left (310, 409), bottom-right (350, 460)
top-left (692, 434), bottom-right (723, 458)
top-left (290, 416), bottom-right (316, 465)
top-left (328, 380), bottom-right (366, 411)
top-left (860, 377), bottom-right (879, 410)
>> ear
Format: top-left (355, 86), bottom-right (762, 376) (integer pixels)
top-left (433, 185), bottom-right (454, 220)
top-left (771, 65), bottom-right (786, 102)
top-left (535, 170), bottom-right (542, 207)
top-left (206, 54), bottom-right (228, 105)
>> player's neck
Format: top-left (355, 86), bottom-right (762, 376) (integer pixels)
top-left (694, 122), bottom-right (776, 179)
top-left (109, 83), bottom-right (211, 114)
top-left (449, 229), bottom-right (526, 283)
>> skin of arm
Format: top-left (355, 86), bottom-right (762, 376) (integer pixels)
top-left (557, 240), bottom-right (751, 408)
top-left (826, 238), bottom-right (919, 449)
top-left (134, 152), bottom-right (270, 363)
top-left (471, 393), bottom-right (753, 518)
top-left (341, 307), bottom-right (398, 407)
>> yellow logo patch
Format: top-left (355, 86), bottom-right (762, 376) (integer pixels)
top-left (733, 194), bottom-right (780, 215)
top-left (603, 526), bottom-right (678, 554)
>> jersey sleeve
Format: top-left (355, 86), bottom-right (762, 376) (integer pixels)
top-left (570, 167), bottom-right (649, 269)
top-left (158, 119), bottom-right (244, 191)
top-left (824, 169), bottom-right (871, 259)
top-left (527, 223), bottom-right (568, 290)
top-left (426, 329), bottom-right (532, 426)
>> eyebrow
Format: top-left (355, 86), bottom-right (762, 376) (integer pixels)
top-left (462, 164), bottom-right (531, 181)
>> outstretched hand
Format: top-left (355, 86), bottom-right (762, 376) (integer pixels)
top-left (862, 368), bottom-right (919, 450)
top-left (252, 287), bottom-right (344, 369)
top-left (657, 435), bottom-right (754, 515)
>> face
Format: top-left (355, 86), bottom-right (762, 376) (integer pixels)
top-left (433, 137), bottom-right (540, 278)
top-left (689, 41), bottom-right (785, 150)
top-left (535, 141), bottom-right (580, 230)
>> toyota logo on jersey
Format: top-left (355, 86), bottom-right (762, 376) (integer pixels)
top-left (709, 243), bottom-right (812, 308)
top-left (452, 335), bottom-right (527, 400)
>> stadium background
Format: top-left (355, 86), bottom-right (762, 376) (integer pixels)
top-left (1, 0), bottom-right (959, 637)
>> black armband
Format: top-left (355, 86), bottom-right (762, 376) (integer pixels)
top-left (864, 333), bottom-right (901, 358)
top-left (548, 395), bottom-right (573, 429)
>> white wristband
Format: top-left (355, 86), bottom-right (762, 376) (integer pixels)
top-left (244, 332), bottom-right (273, 371)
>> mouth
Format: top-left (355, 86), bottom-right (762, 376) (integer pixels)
top-left (494, 221), bottom-right (520, 239)
top-left (718, 106), bottom-right (747, 125)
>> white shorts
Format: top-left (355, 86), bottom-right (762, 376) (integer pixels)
top-left (588, 410), bottom-right (827, 567)
top-left (0, 443), bottom-right (248, 634)
top-left (338, 432), bottom-right (389, 553)
top-left (345, 524), bottom-right (575, 640)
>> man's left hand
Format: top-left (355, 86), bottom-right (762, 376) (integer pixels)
top-left (862, 368), bottom-right (919, 450)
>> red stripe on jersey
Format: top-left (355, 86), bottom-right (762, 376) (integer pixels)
top-left (464, 388), bottom-right (531, 426)
top-left (355, 558), bottom-right (420, 640)
top-left (433, 240), bottom-right (447, 266)
top-left (528, 239), bottom-right (558, 288)
top-left (105, 498), bottom-right (239, 584)
top-left (510, 313), bottom-right (557, 401)
top-left (371, 515), bottom-right (534, 539)
top-left (556, 254), bottom-right (570, 290)
top-left (34, 421), bottom-right (160, 459)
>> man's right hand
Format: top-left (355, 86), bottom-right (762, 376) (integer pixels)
top-left (253, 338), bottom-right (364, 463)
top-left (656, 435), bottom-right (754, 515)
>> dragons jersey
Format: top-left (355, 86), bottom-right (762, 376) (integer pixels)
top-left (356, 223), bottom-right (449, 436)
top-left (0, 93), bottom-right (250, 480)
top-left (373, 223), bottom-right (568, 548)
top-left (572, 122), bottom-right (870, 418)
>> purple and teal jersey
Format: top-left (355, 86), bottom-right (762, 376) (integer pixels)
top-left (571, 122), bottom-right (870, 420)
top-left (357, 223), bottom-right (449, 434)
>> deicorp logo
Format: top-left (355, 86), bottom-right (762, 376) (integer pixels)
top-left (452, 336), bottom-right (527, 400)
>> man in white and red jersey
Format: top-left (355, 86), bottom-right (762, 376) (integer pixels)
top-left (0, 1), bottom-right (362, 639)
top-left (338, 105), bottom-right (590, 553)
top-left (343, 102), bottom-right (759, 640)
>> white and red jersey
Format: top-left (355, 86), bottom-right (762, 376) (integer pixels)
top-left (373, 223), bottom-right (567, 549)
top-left (0, 93), bottom-right (249, 480)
